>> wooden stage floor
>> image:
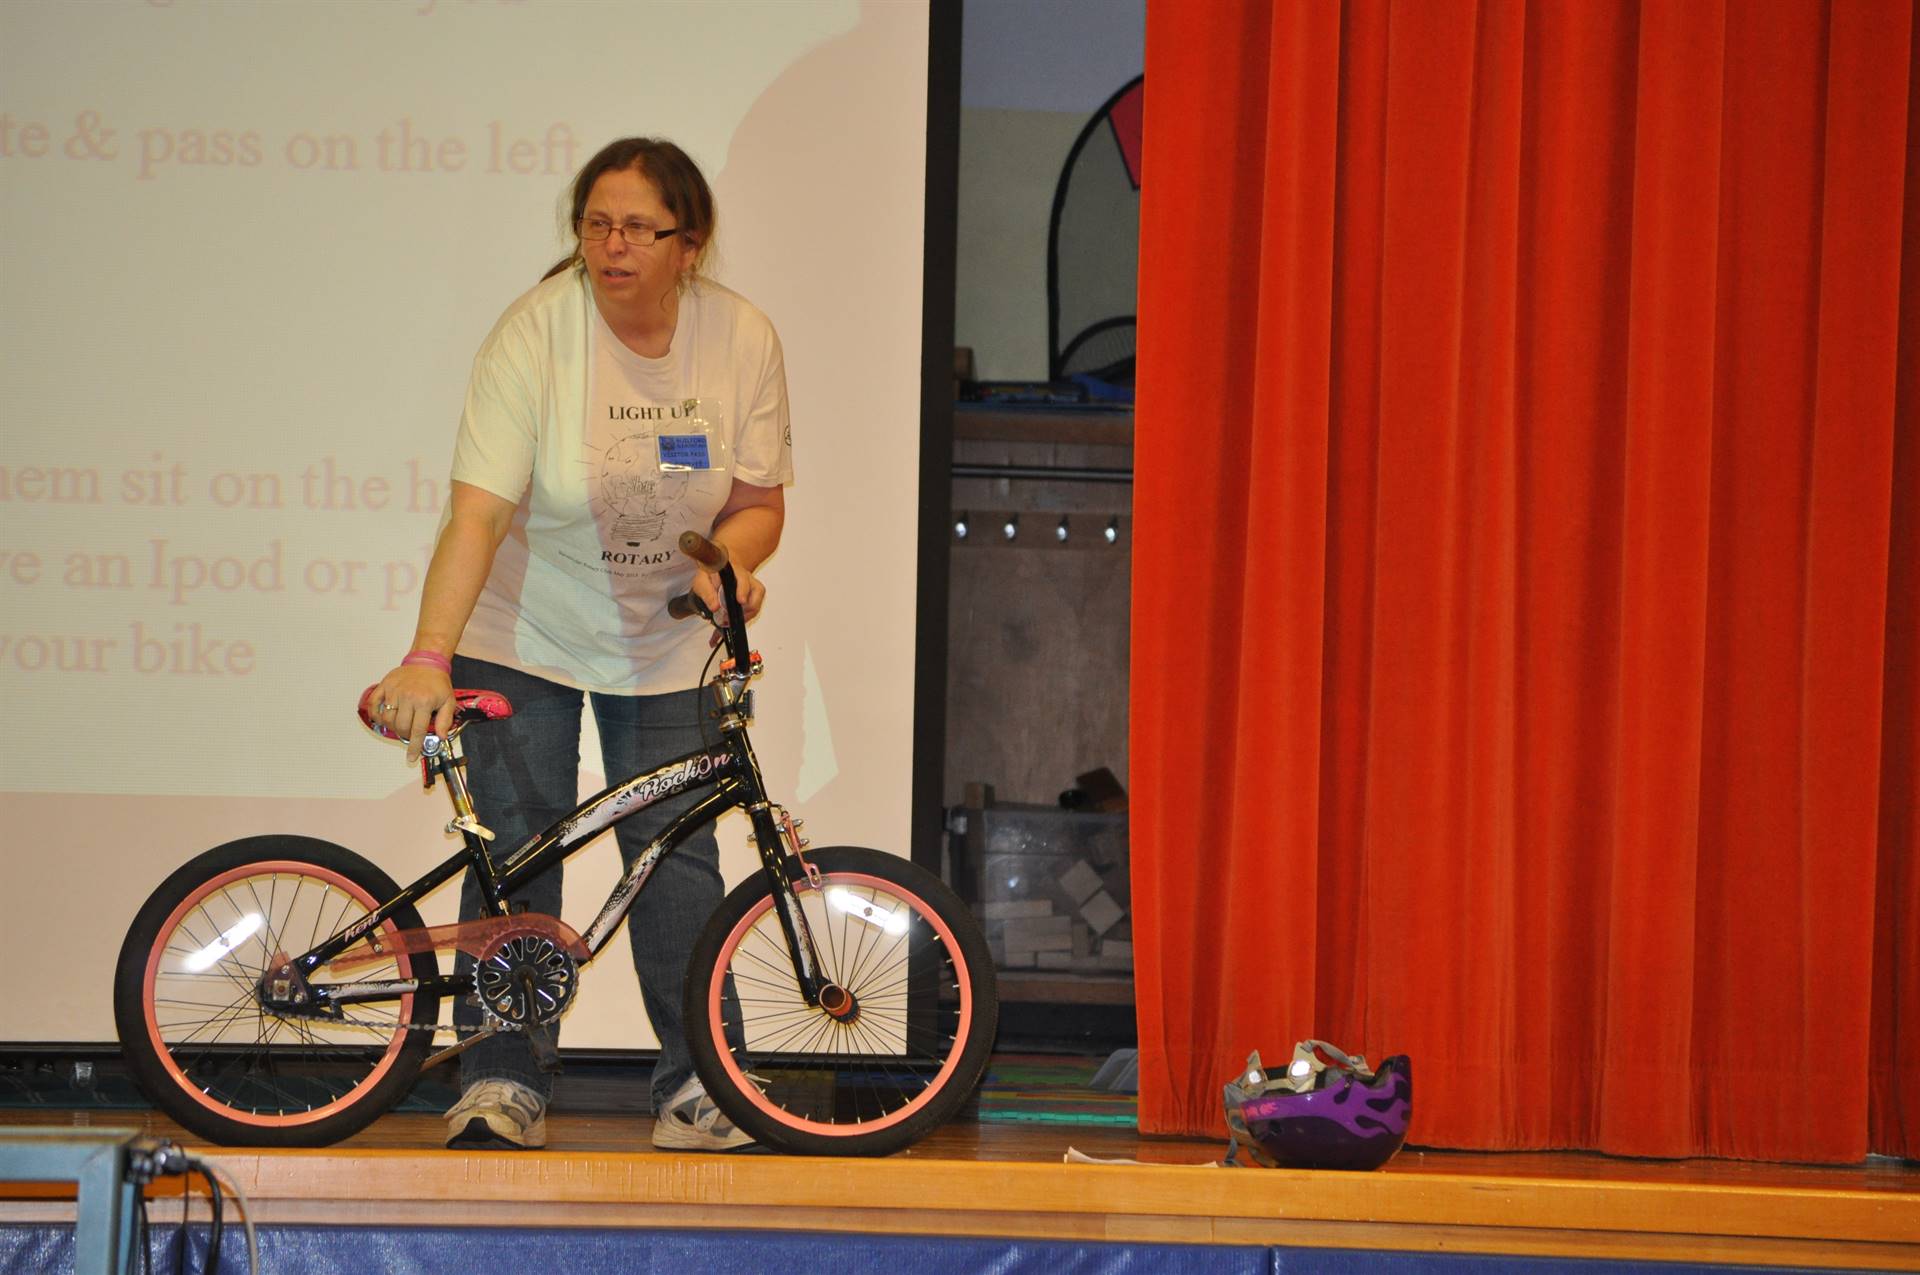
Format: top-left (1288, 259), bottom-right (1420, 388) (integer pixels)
top-left (3, 1075), bottom-right (1918, 1270)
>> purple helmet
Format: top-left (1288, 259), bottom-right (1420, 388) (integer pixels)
top-left (1223, 1040), bottom-right (1411, 1170)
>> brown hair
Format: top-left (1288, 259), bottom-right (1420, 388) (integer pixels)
top-left (541, 137), bottom-right (717, 283)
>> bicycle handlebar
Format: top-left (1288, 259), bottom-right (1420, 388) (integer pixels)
top-left (678, 531), bottom-right (730, 573)
top-left (668, 530), bottom-right (753, 671)
top-left (665, 592), bottom-right (709, 621)
top-left (665, 532), bottom-right (722, 620)
top-left (666, 531), bottom-right (729, 620)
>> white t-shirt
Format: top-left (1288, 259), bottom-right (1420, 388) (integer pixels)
top-left (449, 269), bottom-right (794, 694)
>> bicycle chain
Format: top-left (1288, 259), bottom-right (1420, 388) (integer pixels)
top-left (323, 1014), bottom-right (508, 1034)
top-left (307, 995), bottom-right (522, 1035)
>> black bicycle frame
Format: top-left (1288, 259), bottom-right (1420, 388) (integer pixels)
top-left (286, 679), bottom-right (829, 1017)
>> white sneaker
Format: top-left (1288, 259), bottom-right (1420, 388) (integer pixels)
top-left (445, 1078), bottom-right (547, 1150)
top-left (651, 1075), bottom-right (754, 1151)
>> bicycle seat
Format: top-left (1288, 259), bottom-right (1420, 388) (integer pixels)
top-left (356, 685), bottom-right (513, 742)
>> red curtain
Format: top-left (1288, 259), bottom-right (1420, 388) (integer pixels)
top-left (1131, 0), bottom-right (1918, 1161)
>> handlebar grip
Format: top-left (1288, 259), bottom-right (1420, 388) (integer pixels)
top-left (677, 530), bottom-right (747, 666)
top-left (678, 530), bottom-right (730, 572)
top-left (667, 592), bottom-right (711, 621)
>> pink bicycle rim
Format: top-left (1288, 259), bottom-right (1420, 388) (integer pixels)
top-left (142, 859), bottom-right (414, 1127)
top-left (707, 870), bottom-right (973, 1137)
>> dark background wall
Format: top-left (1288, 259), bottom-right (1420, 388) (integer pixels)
top-left (945, 2), bottom-right (1143, 810)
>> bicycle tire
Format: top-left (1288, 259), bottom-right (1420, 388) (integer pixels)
top-left (113, 836), bottom-right (440, 1147)
top-left (684, 846), bottom-right (998, 1156)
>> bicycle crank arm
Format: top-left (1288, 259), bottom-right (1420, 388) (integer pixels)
top-left (423, 1024), bottom-right (502, 1072)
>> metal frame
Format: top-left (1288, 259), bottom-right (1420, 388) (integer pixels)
top-left (259, 557), bottom-right (833, 1036)
top-left (0, 1127), bottom-right (145, 1275)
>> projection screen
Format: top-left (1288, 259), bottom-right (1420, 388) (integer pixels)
top-left (0, 0), bottom-right (930, 1046)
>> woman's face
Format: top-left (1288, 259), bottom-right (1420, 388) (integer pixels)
top-left (579, 166), bottom-right (695, 314)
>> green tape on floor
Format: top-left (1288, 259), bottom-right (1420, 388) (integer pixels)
top-left (977, 1108), bottom-right (1138, 1126)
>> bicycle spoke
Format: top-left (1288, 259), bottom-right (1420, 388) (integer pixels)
top-left (318, 887), bottom-right (359, 953)
top-left (781, 1010), bottom-right (845, 1060)
top-left (153, 1003), bottom-right (257, 1043)
top-left (166, 910), bottom-right (263, 1000)
top-left (837, 892), bottom-right (881, 994)
top-left (837, 890), bottom-right (902, 990)
top-left (176, 997), bottom-right (261, 1049)
top-left (744, 1008), bottom-right (835, 1046)
top-left (243, 875), bottom-right (279, 960)
top-left (743, 1005), bottom-right (835, 1057)
top-left (732, 943), bottom-right (804, 991)
top-left (727, 967), bottom-right (809, 999)
top-left (162, 946), bottom-right (262, 1003)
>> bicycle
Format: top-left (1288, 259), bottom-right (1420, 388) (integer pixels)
top-left (113, 532), bottom-right (998, 1155)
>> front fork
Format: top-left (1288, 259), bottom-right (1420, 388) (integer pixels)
top-left (745, 799), bottom-right (855, 1019)
top-left (721, 676), bottom-right (851, 1021)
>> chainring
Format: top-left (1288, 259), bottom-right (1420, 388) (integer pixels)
top-left (474, 928), bottom-right (579, 1028)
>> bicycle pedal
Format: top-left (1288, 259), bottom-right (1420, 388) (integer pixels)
top-left (527, 1024), bottom-right (563, 1075)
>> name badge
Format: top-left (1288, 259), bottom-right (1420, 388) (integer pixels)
top-left (657, 434), bottom-right (713, 470)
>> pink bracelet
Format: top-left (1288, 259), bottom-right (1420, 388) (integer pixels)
top-left (401, 650), bottom-right (453, 674)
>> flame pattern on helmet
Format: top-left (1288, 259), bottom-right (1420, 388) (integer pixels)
top-left (1223, 1042), bottom-right (1412, 1170)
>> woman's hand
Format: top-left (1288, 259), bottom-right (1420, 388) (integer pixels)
top-left (690, 561), bottom-right (766, 625)
top-left (695, 478), bottom-right (782, 630)
top-left (370, 664), bottom-right (456, 764)
top-left (374, 481), bottom-right (515, 763)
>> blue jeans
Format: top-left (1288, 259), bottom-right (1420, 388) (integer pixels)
top-left (450, 655), bottom-right (723, 1109)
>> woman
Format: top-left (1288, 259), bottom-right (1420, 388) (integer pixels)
top-left (369, 137), bottom-right (792, 1152)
